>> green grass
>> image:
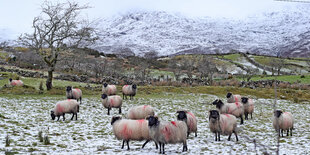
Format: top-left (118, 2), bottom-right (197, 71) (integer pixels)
top-left (250, 75), bottom-right (310, 84)
top-left (222, 54), bottom-right (242, 61)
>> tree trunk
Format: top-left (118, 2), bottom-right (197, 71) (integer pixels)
top-left (46, 67), bottom-right (54, 90)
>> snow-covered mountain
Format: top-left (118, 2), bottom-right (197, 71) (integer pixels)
top-left (95, 4), bottom-right (310, 57)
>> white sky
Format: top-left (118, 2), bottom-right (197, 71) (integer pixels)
top-left (0, 0), bottom-right (305, 40)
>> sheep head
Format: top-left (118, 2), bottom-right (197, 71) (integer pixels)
top-left (9, 78), bottom-right (12, 82)
top-left (101, 94), bottom-right (107, 99)
top-left (132, 84), bottom-right (137, 90)
top-left (147, 116), bottom-right (159, 127)
top-left (241, 97), bottom-right (248, 104)
top-left (209, 110), bottom-right (220, 122)
top-left (226, 93), bottom-right (232, 98)
top-left (51, 110), bottom-right (56, 120)
top-left (103, 83), bottom-right (108, 87)
top-left (176, 110), bottom-right (187, 122)
top-left (111, 116), bottom-right (122, 125)
top-left (274, 110), bottom-right (283, 118)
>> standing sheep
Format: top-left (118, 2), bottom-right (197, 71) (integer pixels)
top-left (241, 97), bottom-right (255, 120)
top-left (127, 105), bottom-right (155, 120)
top-left (111, 116), bottom-right (158, 150)
top-left (226, 92), bottom-right (242, 103)
top-left (147, 116), bottom-right (188, 154)
top-left (101, 94), bottom-right (122, 115)
top-left (208, 110), bottom-right (239, 141)
top-left (272, 110), bottom-right (294, 137)
top-left (102, 83), bottom-right (117, 96)
top-left (50, 99), bottom-right (80, 121)
top-left (212, 99), bottom-right (244, 125)
top-left (66, 86), bottom-right (82, 104)
top-left (9, 78), bottom-right (24, 86)
top-left (176, 110), bottom-right (197, 137)
top-left (122, 84), bottom-right (137, 100)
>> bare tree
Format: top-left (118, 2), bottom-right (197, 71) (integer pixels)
top-left (19, 1), bottom-right (98, 90)
top-left (243, 66), bottom-right (259, 82)
top-left (168, 59), bottom-right (182, 81)
top-left (180, 58), bottom-right (195, 84)
top-left (198, 56), bottom-right (218, 85)
top-left (268, 58), bottom-right (285, 76)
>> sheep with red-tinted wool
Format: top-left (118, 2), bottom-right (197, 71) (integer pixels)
top-left (50, 99), bottom-right (80, 121)
top-left (176, 110), bottom-right (197, 137)
top-left (226, 92), bottom-right (242, 103)
top-left (241, 97), bottom-right (255, 120)
top-left (209, 110), bottom-right (239, 141)
top-left (127, 105), bottom-right (155, 120)
top-left (9, 78), bottom-right (24, 86)
top-left (122, 84), bottom-right (137, 100)
top-left (273, 110), bottom-right (294, 137)
top-left (101, 94), bottom-right (122, 115)
top-left (66, 86), bottom-right (82, 104)
top-left (147, 116), bottom-right (188, 154)
top-left (102, 83), bottom-right (117, 96)
top-left (111, 116), bottom-right (158, 150)
top-left (212, 99), bottom-right (244, 124)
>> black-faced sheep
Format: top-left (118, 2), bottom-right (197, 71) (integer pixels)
top-left (147, 116), bottom-right (188, 154)
top-left (51, 99), bottom-right (80, 121)
top-left (122, 84), bottom-right (137, 100)
top-left (127, 105), bottom-right (155, 120)
top-left (102, 83), bottom-right (117, 96)
top-left (111, 116), bottom-right (157, 150)
top-left (272, 110), bottom-right (294, 137)
top-left (209, 110), bottom-right (238, 141)
top-left (176, 110), bottom-right (197, 137)
top-left (9, 78), bottom-right (23, 86)
top-left (101, 94), bottom-right (122, 115)
top-left (241, 97), bottom-right (255, 120)
top-left (226, 92), bottom-right (242, 103)
top-left (212, 99), bottom-right (244, 125)
top-left (66, 86), bottom-right (82, 104)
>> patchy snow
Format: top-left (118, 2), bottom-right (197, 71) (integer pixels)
top-left (0, 94), bottom-right (309, 154)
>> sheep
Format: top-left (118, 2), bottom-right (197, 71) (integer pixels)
top-left (272, 110), bottom-right (294, 137)
top-left (122, 84), bottom-right (137, 100)
top-left (176, 110), bottom-right (197, 137)
top-left (66, 86), bottom-right (82, 104)
top-left (101, 94), bottom-right (122, 115)
top-left (212, 99), bottom-right (244, 125)
top-left (102, 83), bottom-right (117, 96)
top-left (127, 105), bottom-right (155, 120)
top-left (208, 110), bottom-right (238, 141)
top-left (9, 78), bottom-right (24, 86)
top-left (50, 99), bottom-right (80, 121)
top-left (241, 97), bottom-right (255, 120)
top-left (147, 115), bottom-right (188, 154)
top-left (111, 116), bottom-right (158, 150)
top-left (226, 92), bottom-right (242, 103)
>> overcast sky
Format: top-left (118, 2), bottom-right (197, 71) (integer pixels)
top-left (0, 0), bottom-right (306, 40)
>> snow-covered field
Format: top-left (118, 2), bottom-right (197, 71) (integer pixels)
top-left (0, 94), bottom-right (309, 154)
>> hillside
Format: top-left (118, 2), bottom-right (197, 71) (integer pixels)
top-left (94, 5), bottom-right (310, 57)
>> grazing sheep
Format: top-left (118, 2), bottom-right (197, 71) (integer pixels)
top-left (102, 83), bottom-right (117, 96)
top-left (226, 92), bottom-right (242, 103)
top-left (241, 97), bottom-right (255, 120)
top-left (111, 116), bottom-right (158, 150)
top-left (50, 99), bottom-right (80, 121)
top-left (66, 86), bottom-right (82, 104)
top-left (273, 110), bottom-right (294, 137)
top-left (127, 105), bottom-right (155, 120)
top-left (101, 94), bottom-right (122, 115)
top-left (212, 99), bottom-right (244, 125)
top-left (176, 110), bottom-right (197, 137)
top-left (9, 78), bottom-right (23, 86)
top-left (209, 110), bottom-right (238, 141)
top-left (122, 84), bottom-right (137, 100)
top-left (147, 116), bottom-right (188, 154)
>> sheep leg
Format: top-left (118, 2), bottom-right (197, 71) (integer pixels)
top-left (183, 141), bottom-right (187, 152)
top-left (290, 128), bottom-right (293, 136)
top-left (63, 114), bottom-right (65, 121)
top-left (122, 140), bottom-right (125, 149)
top-left (195, 131), bottom-right (197, 137)
top-left (80, 97), bottom-right (82, 104)
top-left (240, 115), bottom-right (244, 124)
top-left (142, 140), bottom-right (149, 148)
top-left (234, 130), bottom-right (239, 141)
top-left (154, 142), bottom-right (158, 149)
top-left (215, 133), bottom-right (217, 141)
top-left (287, 130), bottom-right (289, 136)
top-left (187, 132), bottom-right (190, 138)
top-left (75, 112), bottom-right (78, 120)
top-left (281, 129), bottom-right (284, 137)
top-left (251, 113), bottom-right (253, 119)
top-left (245, 113), bottom-right (248, 120)
top-left (228, 134), bottom-right (231, 141)
top-left (162, 143), bottom-right (165, 154)
top-left (119, 107), bottom-right (122, 114)
top-left (107, 108), bottom-right (110, 115)
top-left (57, 116), bottom-right (60, 121)
top-left (71, 113), bottom-right (75, 120)
top-left (218, 132), bottom-right (221, 141)
top-left (126, 140), bottom-right (130, 150)
top-left (159, 142), bottom-right (162, 153)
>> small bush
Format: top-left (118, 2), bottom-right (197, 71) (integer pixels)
top-left (5, 134), bottom-right (10, 147)
top-left (300, 75), bottom-right (305, 78)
